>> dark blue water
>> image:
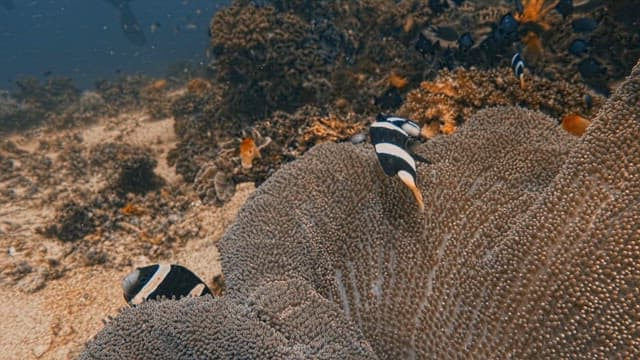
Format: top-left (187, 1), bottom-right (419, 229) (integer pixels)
top-left (0, 0), bottom-right (230, 90)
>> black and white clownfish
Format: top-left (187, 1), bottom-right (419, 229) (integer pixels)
top-left (122, 263), bottom-right (212, 305)
top-left (511, 52), bottom-right (526, 89)
top-left (370, 114), bottom-right (430, 211)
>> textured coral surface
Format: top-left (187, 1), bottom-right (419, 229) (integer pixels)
top-left (82, 61), bottom-right (640, 359)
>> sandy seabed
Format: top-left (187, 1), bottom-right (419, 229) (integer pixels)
top-left (0, 112), bottom-right (254, 359)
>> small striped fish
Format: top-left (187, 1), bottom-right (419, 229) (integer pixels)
top-left (511, 52), bottom-right (527, 89)
top-left (370, 114), bottom-right (430, 210)
top-left (122, 264), bottom-right (212, 305)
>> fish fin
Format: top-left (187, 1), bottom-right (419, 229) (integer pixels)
top-left (412, 152), bottom-right (432, 164)
top-left (407, 141), bottom-right (432, 164)
top-left (398, 171), bottom-right (425, 211)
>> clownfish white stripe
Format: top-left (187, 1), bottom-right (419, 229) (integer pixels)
top-left (397, 170), bottom-right (424, 210)
top-left (374, 143), bottom-right (416, 171)
top-left (385, 116), bottom-right (407, 122)
top-left (511, 52), bottom-right (520, 67)
top-left (399, 122), bottom-right (421, 137)
top-left (511, 52), bottom-right (525, 78)
top-left (371, 121), bottom-right (409, 137)
top-left (379, 115), bottom-right (421, 138)
top-left (131, 264), bottom-right (171, 305)
top-left (188, 283), bottom-right (207, 297)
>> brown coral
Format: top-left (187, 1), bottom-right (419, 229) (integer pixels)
top-left (210, 4), bottom-right (326, 120)
top-left (402, 66), bottom-right (603, 136)
top-left (300, 114), bottom-right (365, 147)
top-left (186, 78), bottom-right (212, 94)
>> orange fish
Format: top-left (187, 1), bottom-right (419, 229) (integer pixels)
top-left (560, 114), bottom-right (591, 136)
top-left (239, 137), bottom-right (260, 169)
top-left (389, 72), bottom-right (409, 89)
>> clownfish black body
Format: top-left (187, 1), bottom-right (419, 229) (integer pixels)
top-left (370, 114), bottom-right (429, 210)
top-left (511, 52), bottom-right (526, 89)
top-left (122, 264), bottom-right (212, 305)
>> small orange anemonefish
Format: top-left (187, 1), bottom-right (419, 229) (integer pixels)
top-left (239, 137), bottom-right (260, 169)
top-left (560, 114), bottom-right (591, 136)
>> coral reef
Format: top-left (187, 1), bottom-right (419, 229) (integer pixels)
top-left (94, 75), bottom-right (152, 111)
top-left (170, 58), bottom-right (603, 204)
top-left (13, 77), bottom-right (80, 113)
top-left (210, 4), bottom-right (328, 121)
top-left (401, 66), bottom-right (603, 136)
top-left (529, 2), bottom-right (640, 95)
top-left (82, 59), bottom-right (640, 358)
top-left (0, 77), bottom-right (81, 131)
top-left (159, 0), bottom-right (632, 206)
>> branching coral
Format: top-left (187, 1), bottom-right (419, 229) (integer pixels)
top-left (83, 59), bottom-right (640, 359)
top-left (299, 114), bottom-right (365, 148)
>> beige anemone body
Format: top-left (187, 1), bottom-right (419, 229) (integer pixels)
top-left (82, 60), bottom-right (640, 359)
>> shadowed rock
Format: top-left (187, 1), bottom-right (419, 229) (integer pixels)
top-left (82, 60), bottom-right (640, 359)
